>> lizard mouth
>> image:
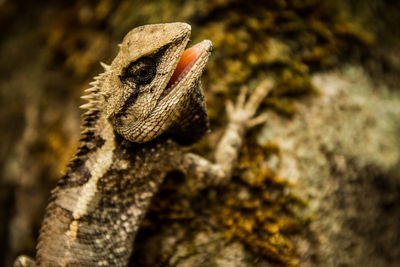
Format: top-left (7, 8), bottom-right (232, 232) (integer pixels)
top-left (161, 40), bottom-right (212, 99)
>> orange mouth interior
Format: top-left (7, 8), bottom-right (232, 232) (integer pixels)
top-left (166, 45), bottom-right (204, 89)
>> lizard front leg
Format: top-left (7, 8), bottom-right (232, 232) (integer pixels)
top-left (174, 79), bottom-right (272, 189)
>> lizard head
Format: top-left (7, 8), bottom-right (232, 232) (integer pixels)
top-left (101, 22), bottom-right (212, 144)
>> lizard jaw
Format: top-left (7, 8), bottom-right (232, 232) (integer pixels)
top-left (160, 40), bottom-right (212, 100)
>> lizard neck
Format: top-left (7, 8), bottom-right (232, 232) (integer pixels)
top-left (36, 81), bottom-right (118, 265)
top-left (55, 75), bottom-right (117, 193)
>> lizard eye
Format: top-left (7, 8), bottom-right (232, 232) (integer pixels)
top-left (120, 57), bottom-right (156, 86)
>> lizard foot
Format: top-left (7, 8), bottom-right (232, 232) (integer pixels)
top-left (225, 79), bottom-right (273, 129)
top-left (14, 255), bottom-right (36, 267)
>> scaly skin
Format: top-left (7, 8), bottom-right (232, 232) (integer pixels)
top-left (14, 22), bottom-right (271, 267)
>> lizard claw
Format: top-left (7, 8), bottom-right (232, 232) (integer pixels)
top-left (225, 99), bottom-right (234, 115)
top-left (246, 79), bottom-right (272, 114)
top-left (246, 112), bottom-right (268, 128)
top-left (237, 85), bottom-right (249, 109)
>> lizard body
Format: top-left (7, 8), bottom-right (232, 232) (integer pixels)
top-left (14, 22), bottom-right (271, 267)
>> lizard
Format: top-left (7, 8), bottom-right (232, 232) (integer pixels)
top-left (14, 22), bottom-right (271, 267)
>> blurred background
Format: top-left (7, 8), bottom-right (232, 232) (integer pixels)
top-left (1, 0), bottom-right (399, 266)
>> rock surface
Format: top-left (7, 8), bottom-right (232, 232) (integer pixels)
top-left (260, 67), bottom-right (400, 266)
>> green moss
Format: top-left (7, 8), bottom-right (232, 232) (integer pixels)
top-left (194, 0), bottom-right (372, 124)
top-left (210, 142), bottom-right (307, 266)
